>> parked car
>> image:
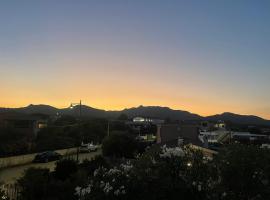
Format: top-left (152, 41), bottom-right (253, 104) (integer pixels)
top-left (79, 143), bottom-right (98, 153)
top-left (33, 151), bottom-right (62, 163)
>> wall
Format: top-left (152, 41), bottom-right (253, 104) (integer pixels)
top-left (0, 148), bottom-right (77, 169)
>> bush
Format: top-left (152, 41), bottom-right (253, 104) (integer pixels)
top-left (17, 166), bottom-right (79, 200)
top-left (0, 186), bottom-right (8, 200)
top-left (102, 131), bottom-right (138, 158)
top-left (54, 159), bottom-right (78, 181)
top-left (80, 155), bottom-right (110, 176)
top-left (17, 168), bottom-right (50, 200)
top-left (75, 145), bottom-right (206, 200)
top-left (0, 127), bottom-right (32, 157)
top-left (212, 144), bottom-right (270, 200)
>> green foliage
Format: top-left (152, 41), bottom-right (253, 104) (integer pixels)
top-left (212, 144), bottom-right (270, 200)
top-left (102, 131), bottom-right (138, 158)
top-left (35, 119), bottom-right (107, 152)
top-left (80, 155), bottom-right (110, 176)
top-left (117, 113), bottom-right (128, 121)
top-left (54, 115), bottom-right (77, 126)
top-left (0, 127), bottom-right (32, 156)
top-left (36, 127), bottom-right (76, 151)
top-left (14, 144), bottom-right (270, 200)
top-left (78, 145), bottom-right (207, 200)
top-left (81, 120), bottom-right (107, 144)
top-left (17, 166), bottom-right (82, 200)
top-left (54, 159), bottom-right (78, 181)
top-left (17, 168), bottom-right (50, 200)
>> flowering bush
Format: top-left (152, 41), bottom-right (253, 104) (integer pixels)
top-left (75, 145), bottom-right (210, 200)
top-left (75, 162), bottom-right (133, 200)
top-left (0, 188), bottom-right (8, 200)
top-left (211, 144), bottom-right (270, 200)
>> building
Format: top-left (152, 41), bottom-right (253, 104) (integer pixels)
top-left (132, 117), bottom-right (165, 125)
top-left (0, 113), bottom-right (48, 137)
top-left (156, 124), bottom-right (203, 147)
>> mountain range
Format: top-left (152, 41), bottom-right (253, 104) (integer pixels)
top-left (0, 104), bottom-right (269, 126)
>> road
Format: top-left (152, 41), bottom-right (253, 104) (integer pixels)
top-left (0, 149), bottom-right (101, 184)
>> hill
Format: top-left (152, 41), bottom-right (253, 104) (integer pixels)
top-left (0, 104), bottom-right (269, 126)
top-left (205, 112), bottom-right (270, 126)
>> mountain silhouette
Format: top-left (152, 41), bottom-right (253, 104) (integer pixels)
top-left (205, 112), bottom-right (270, 126)
top-left (0, 104), bottom-right (269, 126)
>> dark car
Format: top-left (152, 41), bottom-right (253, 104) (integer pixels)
top-left (33, 151), bottom-right (62, 163)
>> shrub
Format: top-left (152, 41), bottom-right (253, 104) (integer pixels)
top-left (17, 168), bottom-right (50, 200)
top-left (75, 145), bottom-right (208, 200)
top-left (102, 131), bottom-right (138, 158)
top-left (212, 144), bottom-right (270, 200)
top-left (80, 155), bottom-right (110, 176)
top-left (54, 159), bottom-right (78, 181)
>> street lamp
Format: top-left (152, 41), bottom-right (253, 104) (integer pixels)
top-left (70, 100), bottom-right (82, 163)
top-left (70, 100), bottom-right (82, 117)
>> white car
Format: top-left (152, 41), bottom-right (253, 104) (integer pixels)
top-left (79, 143), bottom-right (98, 153)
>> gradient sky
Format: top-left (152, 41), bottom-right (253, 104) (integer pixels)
top-left (0, 0), bottom-right (269, 119)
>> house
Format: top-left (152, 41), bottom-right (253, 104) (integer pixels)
top-left (156, 124), bottom-right (203, 147)
top-left (132, 117), bottom-right (165, 125)
top-left (0, 113), bottom-right (48, 137)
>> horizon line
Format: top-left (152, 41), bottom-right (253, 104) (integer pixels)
top-left (0, 103), bottom-right (269, 121)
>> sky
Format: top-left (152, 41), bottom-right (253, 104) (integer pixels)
top-left (0, 0), bottom-right (269, 119)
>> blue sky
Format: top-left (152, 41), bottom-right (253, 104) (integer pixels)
top-left (0, 0), bottom-right (269, 118)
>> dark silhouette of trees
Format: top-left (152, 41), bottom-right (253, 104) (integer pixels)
top-left (102, 131), bottom-right (138, 158)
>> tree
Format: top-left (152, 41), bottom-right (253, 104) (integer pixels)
top-left (0, 127), bottom-right (31, 156)
top-left (54, 115), bottom-right (77, 126)
top-left (80, 155), bottom-right (110, 176)
top-left (54, 159), bottom-right (78, 181)
top-left (75, 145), bottom-right (209, 200)
top-left (117, 113), bottom-right (128, 121)
top-left (102, 131), bottom-right (138, 158)
top-left (17, 168), bottom-right (50, 200)
top-left (212, 144), bottom-right (270, 200)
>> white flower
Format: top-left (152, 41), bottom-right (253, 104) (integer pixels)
top-left (93, 169), bottom-right (99, 177)
top-left (107, 168), bottom-right (121, 175)
top-left (100, 181), bottom-right (105, 188)
top-left (151, 157), bottom-right (157, 164)
top-left (120, 161), bottom-right (133, 171)
top-left (75, 184), bottom-right (92, 197)
top-left (74, 186), bottom-right (82, 196)
top-left (160, 146), bottom-right (185, 158)
top-left (103, 182), bottom-right (113, 194)
top-left (1, 195), bottom-right (7, 200)
top-left (114, 189), bottom-right (120, 196)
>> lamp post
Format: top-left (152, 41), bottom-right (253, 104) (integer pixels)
top-left (70, 100), bottom-right (82, 162)
top-left (107, 120), bottom-right (110, 136)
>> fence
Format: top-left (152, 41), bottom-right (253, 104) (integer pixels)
top-left (1, 183), bottom-right (21, 200)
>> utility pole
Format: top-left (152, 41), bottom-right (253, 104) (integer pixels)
top-left (77, 100), bottom-right (82, 163)
top-left (70, 100), bottom-right (82, 163)
top-left (79, 100), bottom-right (82, 119)
top-left (107, 120), bottom-right (110, 136)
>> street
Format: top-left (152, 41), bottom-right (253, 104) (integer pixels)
top-left (0, 149), bottom-right (101, 184)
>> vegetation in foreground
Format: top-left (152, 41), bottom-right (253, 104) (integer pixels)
top-left (7, 143), bottom-right (270, 200)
